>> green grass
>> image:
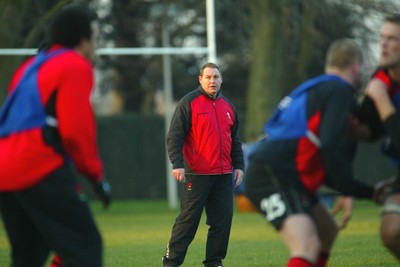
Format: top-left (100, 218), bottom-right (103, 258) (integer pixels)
top-left (0, 199), bottom-right (398, 266)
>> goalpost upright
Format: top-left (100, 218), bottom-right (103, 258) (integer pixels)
top-left (0, 0), bottom-right (217, 210)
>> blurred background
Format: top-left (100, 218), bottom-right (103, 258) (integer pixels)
top-left (0, 0), bottom-right (399, 205)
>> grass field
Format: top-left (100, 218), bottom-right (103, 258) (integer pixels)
top-left (0, 199), bottom-right (398, 266)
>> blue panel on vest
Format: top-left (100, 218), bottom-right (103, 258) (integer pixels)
top-left (0, 49), bottom-right (68, 137)
top-left (264, 75), bottom-right (346, 141)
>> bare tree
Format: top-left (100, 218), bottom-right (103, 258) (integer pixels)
top-left (0, 0), bottom-right (83, 101)
top-left (244, 0), bottom-right (400, 141)
top-left (245, 0), bottom-right (320, 140)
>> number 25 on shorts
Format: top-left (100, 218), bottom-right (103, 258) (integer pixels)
top-left (260, 193), bottom-right (286, 221)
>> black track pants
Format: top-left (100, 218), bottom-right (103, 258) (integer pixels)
top-left (164, 174), bottom-right (233, 266)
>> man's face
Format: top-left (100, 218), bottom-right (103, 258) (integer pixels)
top-left (198, 67), bottom-right (223, 97)
top-left (379, 22), bottom-right (400, 68)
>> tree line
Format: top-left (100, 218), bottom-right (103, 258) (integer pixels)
top-left (0, 0), bottom-right (399, 141)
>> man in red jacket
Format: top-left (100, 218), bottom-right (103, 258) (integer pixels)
top-left (162, 63), bottom-right (244, 267)
top-left (0, 4), bottom-right (111, 267)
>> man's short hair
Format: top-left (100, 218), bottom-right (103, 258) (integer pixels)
top-left (384, 14), bottom-right (400, 25)
top-left (200, 62), bottom-right (222, 77)
top-left (325, 38), bottom-right (363, 70)
top-left (50, 4), bottom-right (97, 48)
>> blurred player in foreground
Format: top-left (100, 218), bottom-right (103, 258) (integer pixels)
top-left (0, 4), bottom-right (111, 267)
top-left (244, 39), bottom-right (390, 267)
top-left (358, 14), bottom-right (400, 261)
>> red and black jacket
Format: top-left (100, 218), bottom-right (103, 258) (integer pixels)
top-left (167, 86), bottom-right (244, 175)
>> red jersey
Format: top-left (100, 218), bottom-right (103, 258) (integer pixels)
top-left (0, 45), bottom-right (103, 191)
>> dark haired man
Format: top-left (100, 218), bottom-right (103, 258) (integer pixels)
top-left (162, 63), bottom-right (244, 267)
top-left (0, 4), bottom-right (110, 267)
top-left (358, 14), bottom-right (400, 261)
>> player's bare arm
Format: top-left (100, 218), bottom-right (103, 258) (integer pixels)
top-left (366, 79), bottom-right (396, 121)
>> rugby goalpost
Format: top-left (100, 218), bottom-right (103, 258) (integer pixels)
top-left (0, 0), bottom-right (217, 210)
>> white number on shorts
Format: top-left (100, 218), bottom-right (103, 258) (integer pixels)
top-left (260, 193), bottom-right (286, 221)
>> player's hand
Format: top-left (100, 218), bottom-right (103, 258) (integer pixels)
top-left (348, 114), bottom-right (371, 141)
top-left (373, 176), bottom-right (399, 205)
top-left (331, 196), bottom-right (353, 230)
top-left (92, 179), bottom-right (112, 209)
top-left (234, 169), bottom-right (244, 187)
top-left (172, 168), bottom-right (186, 182)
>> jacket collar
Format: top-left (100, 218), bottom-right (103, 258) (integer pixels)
top-left (198, 86), bottom-right (221, 100)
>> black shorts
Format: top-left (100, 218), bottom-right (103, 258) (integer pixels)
top-left (244, 160), bottom-right (319, 230)
top-left (0, 165), bottom-right (102, 267)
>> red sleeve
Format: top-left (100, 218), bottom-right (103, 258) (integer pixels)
top-left (56, 55), bottom-right (103, 182)
top-left (374, 69), bottom-right (391, 86)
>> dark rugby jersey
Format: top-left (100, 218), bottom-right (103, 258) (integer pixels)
top-left (250, 78), bottom-right (373, 198)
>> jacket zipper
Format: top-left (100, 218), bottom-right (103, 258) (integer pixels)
top-left (213, 101), bottom-right (223, 173)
